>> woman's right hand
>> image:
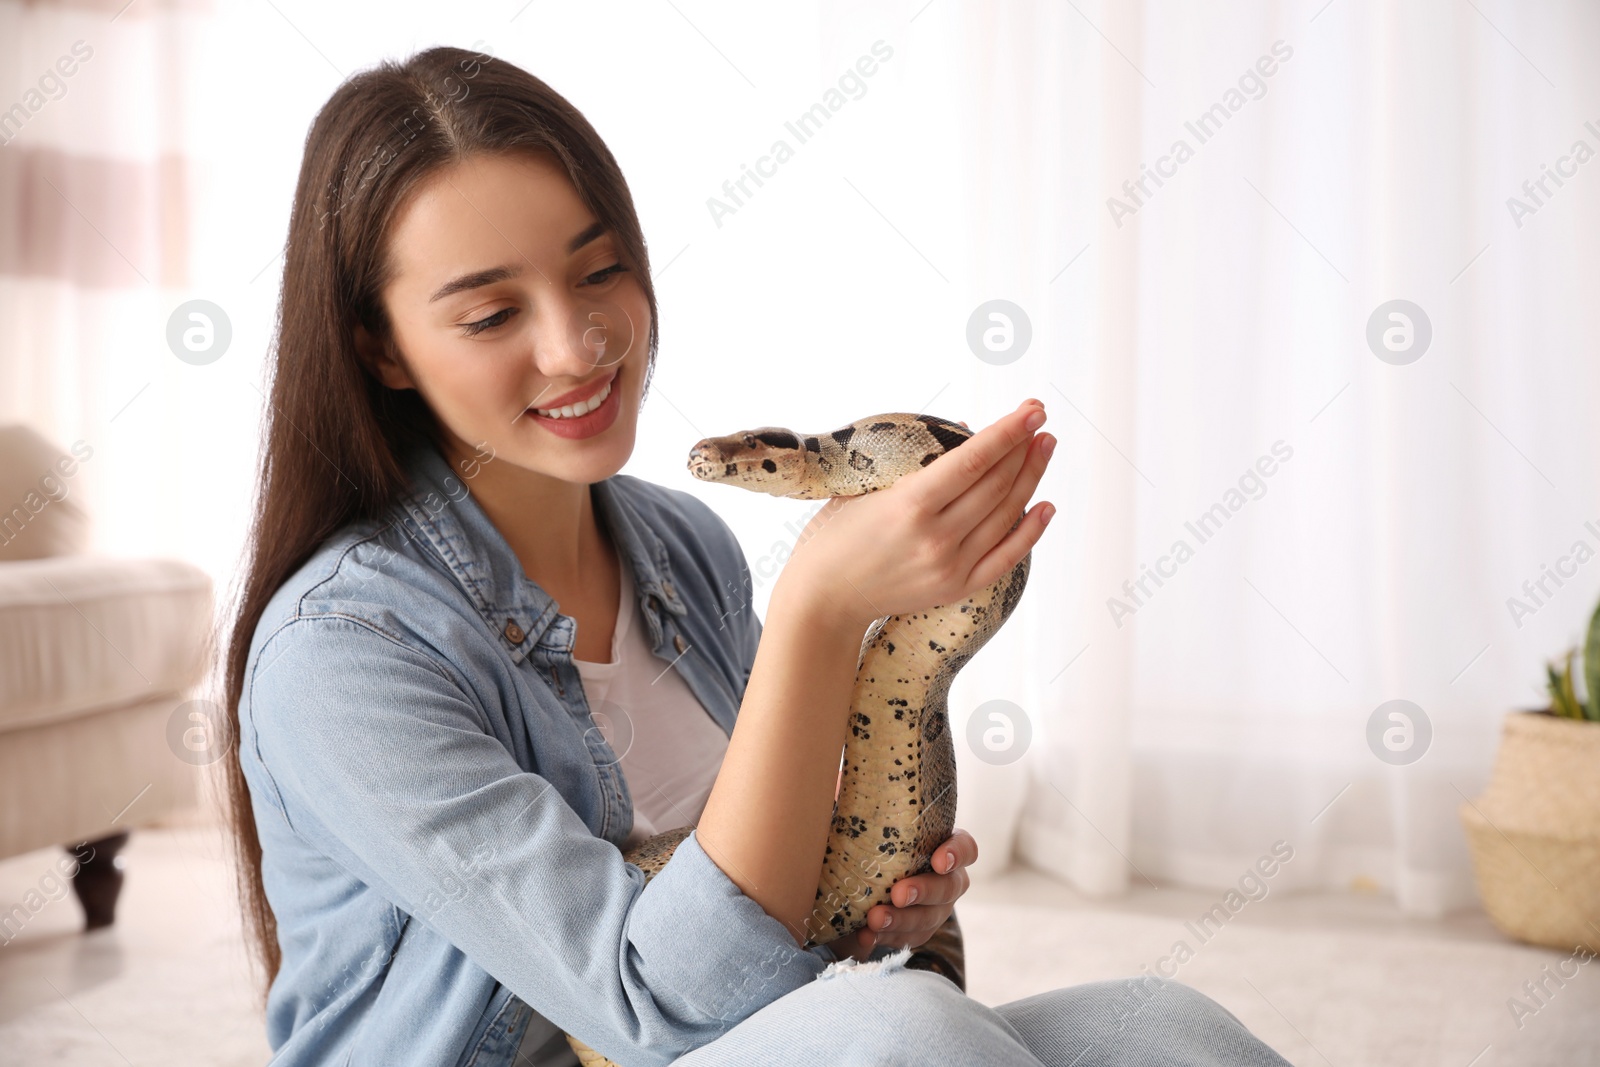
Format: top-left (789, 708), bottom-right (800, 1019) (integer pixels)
top-left (775, 399), bottom-right (1055, 634)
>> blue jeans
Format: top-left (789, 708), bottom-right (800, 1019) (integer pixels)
top-left (671, 948), bottom-right (1292, 1067)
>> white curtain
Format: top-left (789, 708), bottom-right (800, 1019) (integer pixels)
top-left (935, 0), bottom-right (1600, 917)
top-left (0, 0), bottom-right (223, 569)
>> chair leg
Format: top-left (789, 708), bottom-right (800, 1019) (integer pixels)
top-left (66, 831), bottom-right (131, 930)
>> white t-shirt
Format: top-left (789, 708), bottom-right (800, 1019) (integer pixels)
top-left (518, 562), bottom-right (735, 1065)
top-left (572, 559), bottom-right (730, 853)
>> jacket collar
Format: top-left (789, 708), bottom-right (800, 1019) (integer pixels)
top-left (395, 441), bottom-right (688, 664)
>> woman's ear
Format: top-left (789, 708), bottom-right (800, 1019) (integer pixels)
top-left (354, 323), bottom-right (414, 391)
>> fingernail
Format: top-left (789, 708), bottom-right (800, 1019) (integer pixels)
top-left (905, 886), bottom-right (918, 905)
top-left (939, 852), bottom-right (954, 873)
top-left (880, 913), bottom-right (892, 929)
top-left (1041, 503), bottom-right (1056, 526)
top-left (1039, 434), bottom-right (1056, 459)
top-left (1025, 410), bottom-right (1046, 432)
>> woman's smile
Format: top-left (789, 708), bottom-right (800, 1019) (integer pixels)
top-left (525, 364), bottom-right (624, 440)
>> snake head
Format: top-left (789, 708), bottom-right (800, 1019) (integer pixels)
top-left (687, 426), bottom-right (816, 497)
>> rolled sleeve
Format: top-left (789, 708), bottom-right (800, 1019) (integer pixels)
top-left (628, 828), bottom-right (825, 1021)
top-left (244, 614), bottom-right (824, 1067)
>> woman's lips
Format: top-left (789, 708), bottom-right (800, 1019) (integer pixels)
top-left (529, 369), bottom-right (617, 413)
top-left (525, 369), bottom-right (623, 440)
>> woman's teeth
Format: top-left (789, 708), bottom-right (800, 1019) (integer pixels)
top-left (533, 378), bottom-right (612, 419)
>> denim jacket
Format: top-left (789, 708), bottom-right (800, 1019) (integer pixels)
top-left (238, 440), bottom-right (850, 1067)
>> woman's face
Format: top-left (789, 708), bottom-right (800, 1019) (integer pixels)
top-left (364, 150), bottom-right (651, 486)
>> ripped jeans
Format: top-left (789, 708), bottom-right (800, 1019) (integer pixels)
top-left (671, 947), bottom-right (1293, 1067)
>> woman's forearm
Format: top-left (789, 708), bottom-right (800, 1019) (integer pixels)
top-left (694, 578), bottom-right (864, 947)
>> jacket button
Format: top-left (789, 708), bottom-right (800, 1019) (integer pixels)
top-left (673, 634), bottom-right (688, 654)
top-left (503, 619), bottom-right (525, 644)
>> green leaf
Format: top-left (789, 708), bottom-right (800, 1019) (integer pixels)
top-left (1586, 600), bottom-right (1600, 722)
top-left (1549, 659), bottom-right (1581, 719)
top-left (1561, 652), bottom-right (1583, 720)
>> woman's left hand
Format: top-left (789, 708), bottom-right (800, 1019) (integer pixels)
top-left (829, 828), bottom-right (978, 962)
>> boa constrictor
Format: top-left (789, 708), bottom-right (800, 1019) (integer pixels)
top-left (566, 412), bottom-right (1032, 1066)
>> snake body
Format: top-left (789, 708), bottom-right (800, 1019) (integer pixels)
top-left (566, 412), bottom-right (1031, 1066)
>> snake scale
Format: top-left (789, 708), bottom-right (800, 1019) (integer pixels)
top-left (565, 412), bottom-right (1032, 1067)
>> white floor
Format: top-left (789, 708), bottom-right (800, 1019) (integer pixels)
top-left (1, 811), bottom-right (1595, 1066)
top-left (959, 868), bottom-right (1599, 1067)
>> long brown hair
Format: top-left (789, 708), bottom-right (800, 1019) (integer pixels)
top-left (219, 45), bottom-right (659, 990)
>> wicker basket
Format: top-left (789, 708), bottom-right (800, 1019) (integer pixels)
top-left (1459, 710), bottom-right (1600, 953)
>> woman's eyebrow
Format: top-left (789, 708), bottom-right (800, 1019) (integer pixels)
top-left (428, 225), bottom-right (608, 303)
top-left (429, 264), bottom-right (523, 303)
top-left (567, 220), bottom-right (606, 254)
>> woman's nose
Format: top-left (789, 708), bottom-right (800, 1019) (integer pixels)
top-left (532, 297), bottom-right (637, 376)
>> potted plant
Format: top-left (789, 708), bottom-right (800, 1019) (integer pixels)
top-left (1459, 600), bottom-right (1600, 953)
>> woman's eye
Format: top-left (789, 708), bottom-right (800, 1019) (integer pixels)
top-left (461, 308), bottom-right (514, 337)
top-left (584, 263), bottom-right (626, 286)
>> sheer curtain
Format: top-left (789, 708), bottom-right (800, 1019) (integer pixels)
top-left (937, 0), bottom-right (1600, 916)
top-left (0, 0), bottom-right (223, 570)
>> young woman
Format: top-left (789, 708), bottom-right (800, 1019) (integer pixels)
top-left (221, 45), bottom-right (1291, 1067)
